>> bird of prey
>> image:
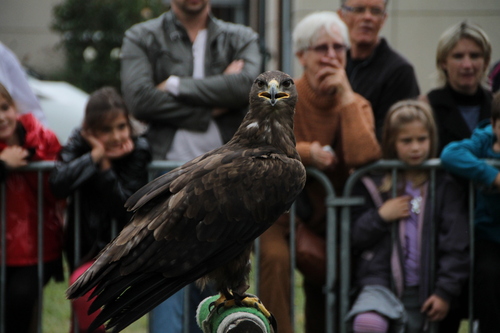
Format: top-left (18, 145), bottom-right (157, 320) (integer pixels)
top-left (66, 70), bottom-right (306, 332)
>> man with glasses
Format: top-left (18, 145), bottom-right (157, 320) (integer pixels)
top-left (338, 0), bottom-right (420, 140)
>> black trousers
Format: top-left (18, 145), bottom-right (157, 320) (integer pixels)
top-left (474, 239), bottom-right (500, 333)
top-left (1, 260), bottom-right (59, 333)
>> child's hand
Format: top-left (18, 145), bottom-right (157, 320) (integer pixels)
top-left (104, 137), bottom-right (134, 160)
top-left (81, 129), bottom-right (105, 164)
top-left (378, 195), bottom-right (411, 222)
top-left (0, 146), bottom-right (29, 168)
top-left (421, 294), bottom-right (449, 322)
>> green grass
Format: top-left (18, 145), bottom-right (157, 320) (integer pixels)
top-left (43, 277), bottom-right (148, 333)
top-left (42, 268), bottom-right (303, 333)
top-left (42, 270), bottom-right (469, 333)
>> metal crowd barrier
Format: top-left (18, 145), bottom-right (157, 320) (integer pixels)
top-left (338, 158), bottom-right (499, 333)
top-left (1, 159), bottom-right (498, 333)
top-left (0, 161), bottom-right (55, 333)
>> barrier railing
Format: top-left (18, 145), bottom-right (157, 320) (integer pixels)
top-left (1, 159), bottom-right (498, 333)
top-left (340, 159), bottom-right (446, 333)
top-left (0, 161), bottom-right (54, 333)
top-left (339, 158), bottom-right (500, 333)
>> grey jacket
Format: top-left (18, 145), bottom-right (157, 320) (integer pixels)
top-left (121, 11), bottom-right (261, 160)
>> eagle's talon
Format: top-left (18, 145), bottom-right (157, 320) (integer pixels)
top-left (209, 293), bottom-right (240, 314)
top-left (216, 303), bottom-right (224, 314)
top-left (208, 301), bottom-right (216, 312)
top-left (209, 293), bottom-right (226, 313)
top-left (239, 295), bottom-right (273, 322)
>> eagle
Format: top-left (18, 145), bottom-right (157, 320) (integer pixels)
top-left (66, 70), bottom-right (306, 332)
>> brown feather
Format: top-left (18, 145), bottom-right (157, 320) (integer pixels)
top-left (66, 71), bottom-right (306, 333)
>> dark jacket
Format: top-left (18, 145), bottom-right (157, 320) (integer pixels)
top-left (346, 38), bottom-right (420, 140)
top-left (121, 11), bottom-right (261, 160)
top-left (49, 129), bottom-right (151, 270)
top-left (350, 172), bottom-right (469, 304)
top-left (427, 85), bottom-right (492, 154)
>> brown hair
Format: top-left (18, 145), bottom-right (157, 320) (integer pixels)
top-left (0, 83), bottom-right (15, 107)
top-left (379, 100), bottom-right (438, 192)
top-left (83, 87), bottom-right (133, 135)
top-left (382, 99), bottom-right (438, 160)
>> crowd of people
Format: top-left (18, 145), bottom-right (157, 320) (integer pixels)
top-left (0, 0), bottom-right (499, 332)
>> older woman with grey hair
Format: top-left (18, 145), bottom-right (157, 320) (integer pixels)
top-left (427, 21), bottom-right (492, 154)
top-left (258, 11), bottom-right (380, 333)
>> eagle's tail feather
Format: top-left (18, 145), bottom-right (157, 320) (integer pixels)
top-left (88, 273), bottom-right (197, 333)
top-left (66, 261), bottom-right (117, 299)
top-left (88, 272), bottom-right (150, 313)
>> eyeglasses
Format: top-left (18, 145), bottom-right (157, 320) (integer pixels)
top-left (341, 5), bottom-right (386, 17)
top-left (308, 43), bottom-right (347, 56)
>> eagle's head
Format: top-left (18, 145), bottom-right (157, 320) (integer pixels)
top-left (248, 71), bottom-right (297, 115)
top-left (233, 71), bottom-right (299, 153)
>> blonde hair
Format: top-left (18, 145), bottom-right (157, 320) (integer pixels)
top-left (292, 11), bottom-right (349, 53)
top-left (379, 100), bottom-right (438, 192)
top-left (436, 21), bottom-right (491, 86)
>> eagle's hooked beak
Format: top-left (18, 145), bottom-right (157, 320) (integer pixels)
top-left (269, 83), bottom-right (278, 106)
top-left (258, 79), bottom-right (290, 106)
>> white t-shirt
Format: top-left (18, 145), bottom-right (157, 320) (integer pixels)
top-left (165, 29), bottom-right (223, 161)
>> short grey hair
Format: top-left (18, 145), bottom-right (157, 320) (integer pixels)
top-left (436, 21), bottom-right (491, 86)
top-left (292, 11), bottom-right (349, 53)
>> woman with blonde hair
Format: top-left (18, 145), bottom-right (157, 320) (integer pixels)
top-left (427, 21), bottom-right (492, 154)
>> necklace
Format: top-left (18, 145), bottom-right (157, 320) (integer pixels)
top-left (410, 196), bottom-right (422, 214)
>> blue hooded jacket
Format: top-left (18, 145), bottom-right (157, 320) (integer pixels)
top-left (441, 123), bottom-right (500, 243)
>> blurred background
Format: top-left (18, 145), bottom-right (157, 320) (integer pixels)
top-left (0, 0), bottom-right (499, 141)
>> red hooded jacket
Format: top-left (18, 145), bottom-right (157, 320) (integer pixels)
top-left (1, 113), bottom-right (63, 266)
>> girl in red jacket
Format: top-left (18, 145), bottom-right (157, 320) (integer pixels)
top-left (0, 83), bottom-right (64, 333)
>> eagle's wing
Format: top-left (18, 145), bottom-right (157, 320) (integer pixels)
top-left (66, 143), bottom-right (305, 331)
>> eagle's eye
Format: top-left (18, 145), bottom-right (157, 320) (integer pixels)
top-left (255, 79), bottom-right (266, 88)
top-left (282, 79), bottom-right (293, 88)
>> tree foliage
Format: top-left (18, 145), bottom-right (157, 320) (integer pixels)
top-left (52, 0), bottom-right (166, 93)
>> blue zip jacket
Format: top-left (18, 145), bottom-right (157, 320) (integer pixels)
top-left (441, 124), bottom-right (500, 243)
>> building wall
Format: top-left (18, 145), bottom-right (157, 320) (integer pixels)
top-left (1, 0), bottom-right (499, 95)
top-left (0, 0), bottom-right (65, 76)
